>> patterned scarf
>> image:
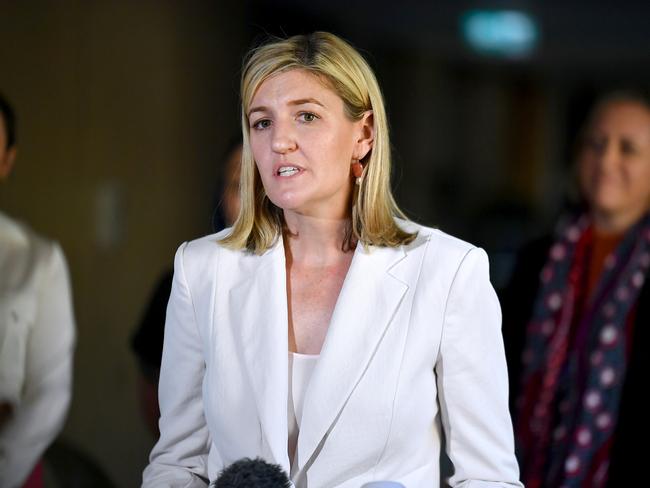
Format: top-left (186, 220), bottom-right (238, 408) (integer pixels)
top-left (515, 211), bottom-right (650, 488)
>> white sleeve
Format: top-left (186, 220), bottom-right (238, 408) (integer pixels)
top-left (142, 243), bottom-right (210, 488)
top-left (0, 243), bottom-right (76, 488)
top-left (435, 247), bottom-right (523, 488)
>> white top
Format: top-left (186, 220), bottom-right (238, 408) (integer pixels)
top-left (287, 352), bottom-right (319, 470)
top-left (0, 211), bottom-right (76, 487)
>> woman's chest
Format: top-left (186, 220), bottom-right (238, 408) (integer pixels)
top-left (288, 263), bottom-right (349, 354)
top-left (203, 281), bottom-right (443, 466)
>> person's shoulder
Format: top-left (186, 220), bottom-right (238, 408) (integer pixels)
top-left (178, 227), bottom-right (258, 275)
top-left (518, 234), bottom-right (553, 261)
top-left (183, 227), bottom-right (232, 256)
top-left (397, 219), bottom-right (490, 285)
top-left (502, 233), bottom-right (553, 294)
top-left (1, 210), bottom-right (53, 250)
top-left (0, 211), bottom-right (64, 274)
top-left (397, 219), bottom-right (475, 257)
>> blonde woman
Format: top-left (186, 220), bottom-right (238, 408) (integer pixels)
top-left (143, 32), bottom-right (521, 488)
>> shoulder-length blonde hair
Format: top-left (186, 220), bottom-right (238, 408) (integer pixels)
top-left (220, 31), bottom-right (416, 254)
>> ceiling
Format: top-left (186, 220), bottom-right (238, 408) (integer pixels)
top-left (245, 1), bottom-right (650, 75)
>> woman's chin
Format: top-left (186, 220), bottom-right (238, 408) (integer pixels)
top-left (587, 191), bottom-right (629, 216)
top-left (266, 193), bottom-right (305, 213)
top-left (589, 203), bottom-right (648, 232)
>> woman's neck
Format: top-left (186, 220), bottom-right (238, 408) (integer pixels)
top-left (283, 211), bottom-right (354, 267)
top-left (590, 206), bottom-right (648, 235)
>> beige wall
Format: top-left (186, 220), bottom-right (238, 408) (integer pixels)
top-left (0, 1), bottom-right (244, 486)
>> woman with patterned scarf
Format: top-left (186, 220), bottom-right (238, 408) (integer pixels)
top-left (502, 90), bottom-right (650, 488)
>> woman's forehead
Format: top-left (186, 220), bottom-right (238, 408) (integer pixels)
top-left (251, 69), bottom-right (338, 106)
top-left (590, 101), bottom-right (650, 139)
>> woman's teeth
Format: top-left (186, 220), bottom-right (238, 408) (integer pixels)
top-left (278, 166), bottom-right (299, 177)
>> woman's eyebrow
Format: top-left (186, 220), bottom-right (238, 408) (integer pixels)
top-left (288, 98), bottom-right (326, 108)
top-left (248, 98), bottom-right (326, 118)
top-left (247, 106), bottom-right (268, 118)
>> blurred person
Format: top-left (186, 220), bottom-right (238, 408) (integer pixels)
top-left (0, 93), bottom-right (76, 487)
top-left (503, 90), bottom-right (650, 487)
top-left (217, 138), bottom-right (243, 229)
top-left (131, 139), bottom-right (242, 436)
top-left (143, 32), bottom-right (521, 487)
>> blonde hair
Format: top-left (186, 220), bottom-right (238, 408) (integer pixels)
top-left (220, 32), bottom-right (416, 254)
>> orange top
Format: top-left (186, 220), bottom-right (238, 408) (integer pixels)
top-left (586, 230), bottom-right (624, 301)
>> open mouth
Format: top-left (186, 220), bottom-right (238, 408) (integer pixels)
top-left (277, 166), bottom-right (300, 177)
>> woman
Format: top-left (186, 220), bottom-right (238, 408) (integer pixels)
top-left (143, 32), bottom-right (521, 487)
top-left (0, 93), bottom-right (76, 487)
top-left (503, 91), bottom-right (650, 487)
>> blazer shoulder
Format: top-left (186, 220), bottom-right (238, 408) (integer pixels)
top-left (401, 222), bottom-right (489, 293)
top-left (177, 228), bottom-right (231, 280)
top-left (402, 221), bottom-right (476, 260)
top-left (178, 228), bottom-right (262, 284)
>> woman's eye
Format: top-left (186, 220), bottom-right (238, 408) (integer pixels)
top-left (252, 119), bottom-right (271, 130)
top-left (299, 112), bottom-right (318, 123)
top-left (620, 139), bottom-right (637, 155)
top-left (585, 136), bottom-right (606, 153)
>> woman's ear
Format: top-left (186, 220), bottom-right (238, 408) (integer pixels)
top-left (353, 111), bottom-right (374, 161)
top-left (0, 147), bottom-right (17, 182)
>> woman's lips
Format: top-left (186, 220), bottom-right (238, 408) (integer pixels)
top-left (278, 166), bottom-right (300, 177)
top-left (274, 164), bottom-right (304, 178)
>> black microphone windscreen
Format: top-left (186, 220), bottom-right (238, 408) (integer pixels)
top-left (214, 457), bottom-right (291, 488)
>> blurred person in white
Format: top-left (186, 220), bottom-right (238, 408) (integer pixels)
top-left (0, 92), bottom-right (76, 488)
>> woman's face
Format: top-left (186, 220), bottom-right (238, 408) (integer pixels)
top-left (247, 69), bottom-right (371, 219)
top-left (578, 100), bottom-right (650, 230)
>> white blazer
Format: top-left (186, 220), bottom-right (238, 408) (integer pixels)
top-left (143, 221), bottom-right (522, 488)
top-left (0, 211), bottom-right (76, 488)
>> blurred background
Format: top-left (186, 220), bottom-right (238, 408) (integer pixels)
top-left (1, 1), bottom-right (649, 486)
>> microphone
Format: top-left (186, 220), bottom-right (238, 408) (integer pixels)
top-left (361, 483), bottom-right (405, 488)
top-left (214, 457), bottom-right (291, 488)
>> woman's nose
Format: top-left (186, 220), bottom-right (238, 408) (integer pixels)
top-left (271, 121), bottom-right (297, 154)
top-left (598, 141), bottom-right (620, 171)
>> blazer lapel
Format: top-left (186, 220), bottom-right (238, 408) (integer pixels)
top-left (294, 243), bottom-right (411, 473)
top-left (229, 238), bottom-right (290, 472)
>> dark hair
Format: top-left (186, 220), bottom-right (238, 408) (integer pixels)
top-left (584, 87), bottom-right (650, 135)
top-left (0, 92), bottom-right (16, 150)
top-left (214, 457), bottom-right (291, 488)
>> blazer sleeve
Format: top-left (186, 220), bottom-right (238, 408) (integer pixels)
top-left (435, 247), bottom-right (523, 487)
top-left (0, 243), bottom-right (75, 488)
top-left (142, 243), bottom-right (211, 488)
